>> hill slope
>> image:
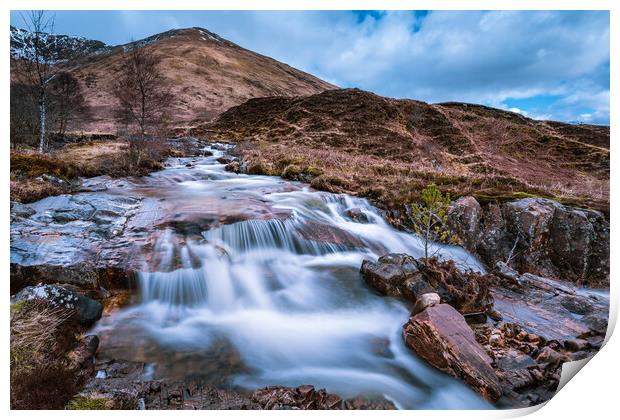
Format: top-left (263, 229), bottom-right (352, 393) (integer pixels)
top-left (57, 27), bottom-right (335, 131)
top-left (11, 26), bottom-right (335, 132)
top-left (196, 88), bottom-right (609, 213)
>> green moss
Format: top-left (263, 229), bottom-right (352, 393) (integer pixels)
top-left (281, 164), bottom-right (302, 180)
top-left (66, 396), bottom-right (111, 410)
top-left (10, 301), bottom-right (25, 315)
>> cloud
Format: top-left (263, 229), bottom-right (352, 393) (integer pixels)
top-left (194, 10), bottom-right (609, 123)
top-left (11, 10), bottom-right (610, 123)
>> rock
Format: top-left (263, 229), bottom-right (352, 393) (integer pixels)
top-left (360, 253), bottom-right (423, 299)
top-left (345, 207), bottom-right (369, 223)
top-left (586, 335), bottom-right (604, 349)
top-left (95, 359), bottom-right (145, 379)
top-left (448, 196), bottom-right (482, 250)
top-left (496, 352), bottom-right (537, 371)
top-left (14, 284), bottom-right (103, 326)
top-left (560, 295), bottom-right (594, 315)
top-left (494, 261), bottom-right (520, 283)
top-left (563, 339), bottom-right (588, 352)
top-left (412, 292), bottom-right (441, 315)
top-left (70, 335), bottom-right (100, 372)
top-left (10, 201), bottom-right (36, 220)
top-left (581, 313), bottom-right (608, 335)
top-left (216, 157), bottom-right (233, 164)
top-left (360, 254), bottom-right (494, 315)
top-left (225, 161), bottom-right (240, 173)
top-left (298, 220), bottom-right (365, 248)
top-left (535, 346), bottom-right (569, 367)
top-left (402, 304), bottom-right (501, 401)
top-left (488, 333), bottom-right (504, 348)
top-left (447, 196), bottom-right (609, 287)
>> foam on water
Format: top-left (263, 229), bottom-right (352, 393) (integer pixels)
top-left (92, 144), bottom-right (491, 409)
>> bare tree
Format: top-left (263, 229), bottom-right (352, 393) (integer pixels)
top-left (48, 72), bottom-right (88, 138)
top-left (112, 44), bottom-right (172, 164)
top-left (15, 11), bottom-right (59, 152)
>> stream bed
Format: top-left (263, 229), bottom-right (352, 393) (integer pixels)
top-left (85, 145), bottom-right (491, 409)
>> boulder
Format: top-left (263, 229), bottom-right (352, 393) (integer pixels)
top-left (447, 196), bottom-right (609, 287)
top-left (412, 292), bottom-right (441, 315)
top-left (360, 254), bottom-right (494, 315)
top-left (402, 304), bottom-right (501, 401)
top-left (14, 284), bottom-right (103, 326)
top-left (345, 207), bottom-right (369, 223)
top-left (360, 253), bottom-right (426, 299)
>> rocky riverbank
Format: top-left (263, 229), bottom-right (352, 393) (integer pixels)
top-left (360, 252), bottom-right (608, 407)
top-left (10, 143), bottom-right (610, 410)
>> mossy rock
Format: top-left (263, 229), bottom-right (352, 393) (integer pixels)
top-left (281, 164), bottom-right (302, 180)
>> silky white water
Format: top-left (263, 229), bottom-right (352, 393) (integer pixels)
top-left (92, 145), bottom-right (491, 409)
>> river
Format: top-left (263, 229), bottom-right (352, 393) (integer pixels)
top-left (81, 144), bottom-right (492, 409)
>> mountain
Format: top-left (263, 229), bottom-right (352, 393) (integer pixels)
top-left (10, 25), bottom-right (111, 61)
top-left (197, 88), bottom-right (609, 213)
top-left (9, 26), bottom-right (336, 132)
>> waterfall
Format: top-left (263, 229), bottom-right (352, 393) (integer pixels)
top-left (92, 144), bottom-right (491, 409)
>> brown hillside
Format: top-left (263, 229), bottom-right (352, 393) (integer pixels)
top-left (66, 27), bottom-right (335, 132)
top-left (195, 89), bottom-right (609, 213)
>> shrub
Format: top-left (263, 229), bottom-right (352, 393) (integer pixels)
top-left (66, 396), bottom-right (111, 410)
top-left (10, 300), bottom-right (80, 409)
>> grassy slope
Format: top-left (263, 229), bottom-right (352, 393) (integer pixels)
top-left (194, 89), bottom-right (609, 215)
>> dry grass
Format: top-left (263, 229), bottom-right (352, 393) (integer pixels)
top-left (10, 140), bottom-right (168, 203)
top-left (10, 300), bottom-right (80, 409)
top-left (205, 89), bottom-right (609, 215)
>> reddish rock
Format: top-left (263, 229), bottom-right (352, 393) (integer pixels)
top-left (402, 304), bottom-right (501, 401)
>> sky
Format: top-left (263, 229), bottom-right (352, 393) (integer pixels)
top-left (10, 10), bottom-right (610, 124)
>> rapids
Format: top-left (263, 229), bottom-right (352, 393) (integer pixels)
top-left (91, 144), bottom-right (492, 409)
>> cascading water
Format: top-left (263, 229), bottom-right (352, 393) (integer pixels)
top-left (92, 144), bottom-right (491, 409)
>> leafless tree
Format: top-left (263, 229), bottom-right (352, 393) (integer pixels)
top-left (14, 11), bottom-right (59, 152)
top-left (113, 44), bottom-right (172, 165)
top-left (48, 72), bottom-right (88, 138)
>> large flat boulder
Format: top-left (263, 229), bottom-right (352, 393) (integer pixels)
top-left (402, 303), bottom-right (501, 401)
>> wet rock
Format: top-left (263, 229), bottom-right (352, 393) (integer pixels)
top-left (536, 346), bottom-right (569, 367)
top-left (412, 292), bottom-right (440, 315)
top-left (581, 313), bottom-right (608, 335)
top-left (298, 220), bottom-right (365, 248)
top-left (360, 253), bottom-right (424, 299)
top-left (10, 201), bottom-right (36, 220)
top-left (345, 207), bottom-right (369, 223)
top-left (216, 157), bottom-right (233, 164)
top-left (402, 304), bottom-right (501, 401)
top-left (560, 295), bottom-right (594, 315)
top-left (447, 196), bottom-right (609, 287)
top-left (95, 359), bottom-right (145, 379)
top-left (496, 352), bottom-right (537, 371)
top-left (14, 284), bottom-right (103, 326)
top-left (563, 338), bottom-right (588, 352)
